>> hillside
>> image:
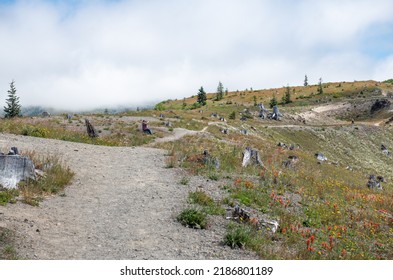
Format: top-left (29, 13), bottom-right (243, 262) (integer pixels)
top-left (1, 79), bottom-right (393, 260)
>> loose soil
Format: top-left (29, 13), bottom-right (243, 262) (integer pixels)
top-left (0, 133), bottom-right (256, 260)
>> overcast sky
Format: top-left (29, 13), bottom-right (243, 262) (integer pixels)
top-left (0, 0), bottom-right (393, 110)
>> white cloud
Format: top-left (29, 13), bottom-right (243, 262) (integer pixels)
top-left (0, 0), bottom-right (392, 110)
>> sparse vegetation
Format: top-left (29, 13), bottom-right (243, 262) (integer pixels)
top-left (0, 227), bottom-right (18, 260)
top-left (177, 208), bottom-right (207, 229)
top-left (0, 153), bottom-right (74, 206)
top-left (0, 189), bottom-right (19, 205)
top-left (151, 79), bottom-right (393, 259)
top-left (224, 222), bottom-right (253, 249)
top-left (2, 79), bottom-right (393, 259)
top-left (0, 117), bottom-right (157, 147)
top-left (180, 177), bottom-right (189, 185)
top-left (188, 191), bottom-right (224, 215)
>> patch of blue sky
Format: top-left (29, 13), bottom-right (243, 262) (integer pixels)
top-left (359, 22), bottom-right (393, 60)
top-left (0, 0), bottom-right (15, 5)
top-left (46, 0), bottom-right (124, 19)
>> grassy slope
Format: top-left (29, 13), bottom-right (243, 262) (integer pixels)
top-left (153, 80), bottom-right (393, 259)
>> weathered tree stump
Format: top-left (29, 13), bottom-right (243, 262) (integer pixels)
top-left (0, 154), bottom-right (35, 189)
top-left (85, 119), bottom-right (98, 138)
top-left (242, 147), bottom-right (263, 167)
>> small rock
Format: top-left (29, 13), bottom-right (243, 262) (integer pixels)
top-left (315, 153), bottom-right (328, 161)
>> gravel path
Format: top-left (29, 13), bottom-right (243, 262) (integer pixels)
top-left (153, 127), bottom-right (207, 143)
top-left (0, 133), bottom-right (256, 260)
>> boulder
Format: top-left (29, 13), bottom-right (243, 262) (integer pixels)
top-left (315, 153), bottom-right (328, 161)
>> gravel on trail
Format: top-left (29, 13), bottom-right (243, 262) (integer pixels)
top-left (0, 133), bottom-right (257, 260)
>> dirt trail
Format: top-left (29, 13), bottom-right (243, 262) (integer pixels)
top-left (0, 134), bottom-right (255, 260)
top-left (153, 127), bottom-right (207, 143)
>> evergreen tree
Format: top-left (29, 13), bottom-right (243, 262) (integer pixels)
top-left (317, 77), bottom-right (323, 95)
top-left (269, 93), bottom-right (278, 108)
top-left (304, 75), bottom-right (308, 86)
top-left (253, 95), bottom-right (257, 106)
top-left (282, 85), bottom-right (291, 104)
top-left (4, 80), bottom-right (21, 118)
top-left (216, 81), bottom-right (224, 101)
top-left (182, 97), bottom-right (187, 109)
top-left (197, 86), bottom-right (207, 106)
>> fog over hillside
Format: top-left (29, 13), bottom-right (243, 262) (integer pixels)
top-left (0, 0), bottom-right (393, 110)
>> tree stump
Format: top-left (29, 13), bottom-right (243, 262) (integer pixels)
top-left (85, 119), bottom-right (98, 138)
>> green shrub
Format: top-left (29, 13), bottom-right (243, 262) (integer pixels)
top-left (0, 189), bottom-right (19, 205)
top-left (207, 172), bottom-right (219, 181)
top-left (224, 222), bottom-right (253, 249)
top-left (190, 102), bottom-right (202, 110)
top-left (180, 177), bottom-right (189, 185)
top-left (177, 208), bottom-right (207, 229)
top-left (188, 191), bottom-right (214, 206)
top-left (21, 125), bottom-right (48, 138)
top-left (188, 191), bottom-right (224, 215)
top-left (22, 155), bottom-right (74, 196)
